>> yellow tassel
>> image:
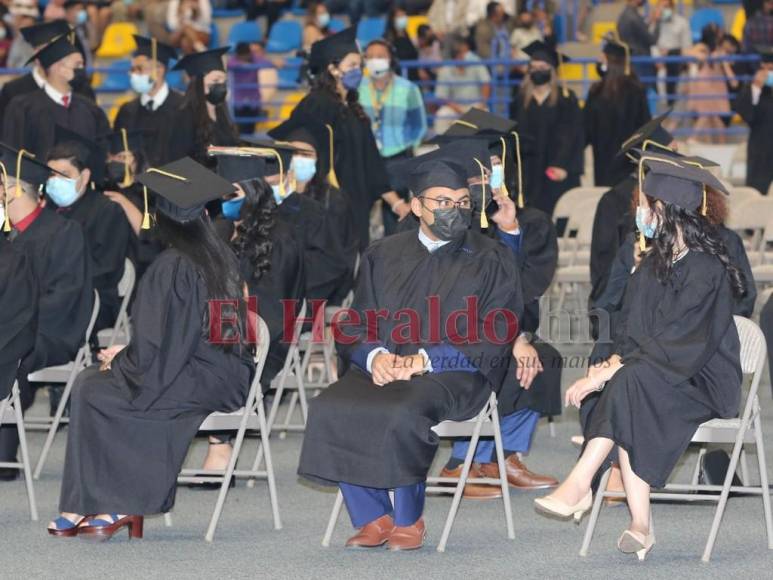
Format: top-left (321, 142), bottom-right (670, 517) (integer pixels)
top-left (120, 128), bottom-right (133, 187)
top-left (1, 161), bottom-right (10, 232)
top-left (146, 168), bottom-right (188, 181)
top-left (511, 131), bottom-right (524, 209)
top-left (639, 230), bottom-right (646, 252)
top-left (324, 124), bottom-right (340, 188)
top-left (557, 52), bottom-right (569, 98)
top-left (701, 187), bottom-right (707, 216)
top-left (612, 31), bottom-right (631, 76)
top-left (141, 185), bottom-right (150, 230)
top-left (498, 137), bottom-right (510, 198)
top-left (450, 119), bottom-right (479, 130)
top-left (473, 158), bottom-right (488, 229)
top-left (641, 139), bottom-right (674, 154)
top-left (151, 37), bottom-right (157, 82)
top-left (14, 149), bottom-right (33, 198)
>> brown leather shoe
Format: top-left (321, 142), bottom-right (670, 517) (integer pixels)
top-left (439, 463), bottom-right (503, 500)
top-left (479, 455), bottom-right (558, 490)
top-left (387, 518), bottom-right (426, 551)
top-left (345, 514), bottom-right (395, 548)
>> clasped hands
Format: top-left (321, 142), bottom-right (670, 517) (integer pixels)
top-left (97, 345), bottom-right (126, 371)
top-left (564, 354), bottom-right (623, 409)
top-left (371, 352), bottom-right (427, 387)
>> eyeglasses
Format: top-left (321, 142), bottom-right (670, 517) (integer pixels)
top-left (420, 196), bottom-right (472, 210)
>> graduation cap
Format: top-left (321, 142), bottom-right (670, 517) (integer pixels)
top-left (215, 154), bottom-right (268, 184)
top-left (173, 46), bottom-right (229, 77)
top-left (20, 20), bottom-right (71, 48)
top-left (136, 157), bottom-right (236, 227)
top-left (26, 30), bottom-right (82, 68)
top-left (52, 124), bottom-right (106, 185)
top-left (522, 40), bottom-right (569, 69)
top-left (100, 128), bottom-right (152, 187)
top-left (405, 159), bottom-right (469, 198)
top-left (308, 27), bottom-right (359, 74)
top-left (620, 110), bottom-right (675, 159)
top-left (268, 112), bottom-right (335, 184)
top-left (628, 147), bottom-right (719, 170)
top-left (209, 140), bottom-right (297, 198)
top-left (602, 32), bottom-right (631, 75)
top-left (133, 35), bottom-right (178, 78)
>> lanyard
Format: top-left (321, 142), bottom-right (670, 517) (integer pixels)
top-left (368, 78), bottom-right (393, 134)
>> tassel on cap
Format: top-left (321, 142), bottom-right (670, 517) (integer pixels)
top-left (15, 149), bottom-right (33, 198)
top-left (324, 124), bottom-right (340, 189)
top-left (557, 52), bottom-right (569, 97)
top-left (1, 161), bottom-right (10, 232)
top-left (473, 157), bottom-right (488, 229)
top-left (120, 128), bottom-right (133, 187)
top-left (498, 137), bottom-right (510, 198)
top-left (141, 185), bottom-right (150, 230)
top-left (151, 37), bottom-right (158, 82)
top-left (511, 131), bottom-right (524, 208)
top-left (450, 119), bottom-right (479, 130)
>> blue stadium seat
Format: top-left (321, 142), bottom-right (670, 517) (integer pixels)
top-left (266, 20), bottom-right (303, 53)
top-left (209, 22), bottom-right (221, 49)
top-left (228, 21), bottom-right (264, 48)
top-left (166, 67), bottom-right (187, 92)
top-left (290, 0), bottom-right (307, 16)
top-left (357, 17), bottom-right (386, 46)
top-left (278, 57), bottom-right (303, 89)
top-left (690, 8), bottom-right (725, 42)
top-left (328, 18), bottom-right (347, 33)
top-left (98, 60), bottom-right (131, 92)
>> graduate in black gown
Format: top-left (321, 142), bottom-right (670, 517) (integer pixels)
top-left (509, 41), bottom-right (584, 216)
top-left (536, 156), bottom-right (744, 561)
top-left (49, 157), bottom-right (254, 539)
top-left (288, 27), bottom-right (402, 250)
top-left (113, 35), bottom-right (184, 167)
top-left (298, 155), bottom-right (521, 551)
top-left (2, 32), bottom-right (109, 160)
top-left (584, 37), bottom-right (651, 187)
top-left (46, 128), bottom-right (130, 333)
top-left (0, 144), bottom-right (92, 475)
top-left (168, 47), bottom-right (240, 169)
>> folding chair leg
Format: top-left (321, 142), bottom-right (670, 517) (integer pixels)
top-left (247, 441), bottom-right (265, 488)
top-left (266, 381), bottom-right (285, 435)
top-left (740, 449), bottom-right (750, 486)
top-left (322, 490), bottom-right (344, 547)
top-left (164, 512), bottom-right (173, 527)
top-left (691, 447), bottom-right (707, 486)
top-left (278, 391), bottom-right (299, 439)
top-left (579, 467), bottom-right (610, 557)
top-left (753, 413), bottom-right (773, 549)
top-left (259, 398), bottom-right (282, 530)
top-left (204, 422), bottom-right (247, 542)
top-left (15, 391), bottom-right (38, 521)
top-left (548, 415), bottom-right (556, 438)
top-left (491, 406), bottom-right (514, 540)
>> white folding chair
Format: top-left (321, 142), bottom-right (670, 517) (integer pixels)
top-left (321, 392), bottom-right (515, 552)
top-left (31, 290), bottom-right (100, 479)
top-left (0, 379), bottom-right (38, 520)
top-left (176, 317), bottom-right (282, 541)
top-left (96, 259), bottom-right (135, 348)
top-left (579, 316), bottom-right (773, 562)
top-left (726, 197), bottom-right (773, 260)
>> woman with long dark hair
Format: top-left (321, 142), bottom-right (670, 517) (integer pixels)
top-left (169, 47), bottom-right (239, 168)
top-left (584, 37), bottom-right (651, 186)
top-left (289, 27), bottom-right (403, 251)
top-left (48, 158), bottom-right (254, 540)
top-left (535, 156), bottom-right (744, 560)
top-left (384, 5), bottom-right (419, 81)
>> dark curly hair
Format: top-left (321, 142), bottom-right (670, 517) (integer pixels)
top-left (231, 178), bottom-right (277, 281)
top-left (311, 66), bottom-right (370, 123)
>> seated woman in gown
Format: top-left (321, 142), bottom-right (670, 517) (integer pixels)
top-left (47, 157), bottom-right (255, 540)
top-left (534, 154), bottom-right (745, 560)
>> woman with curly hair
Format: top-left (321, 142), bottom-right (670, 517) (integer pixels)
top-left (535, 155), bottom-right (745, 561)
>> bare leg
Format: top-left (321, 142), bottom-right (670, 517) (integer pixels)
top-left (549, 437), bottom-right (615, 505)
top-left (202, 437), bottom-right (233, 470)
top-left (618, 447), bottom-right (651, 535)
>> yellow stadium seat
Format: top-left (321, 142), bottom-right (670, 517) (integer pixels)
top-left (96, 22), bottom-right (140, 59)
top-left (255, 91), bottom-right (305, 132)
top-left (731, 8), bottom-right (745, 42)
top-left (406, 15), bottom-right (429, 43)
top-left (559, 63), bottom-right (585, 82)
top-left (591, 21), bottom-right (617, 44)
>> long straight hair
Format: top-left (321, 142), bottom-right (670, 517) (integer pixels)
top-left (519, 68), bottom-right (559, 108)
top-left (590, 53), bottom-right (643, 101)
top-left (181, 75), bottom-right (239, 158)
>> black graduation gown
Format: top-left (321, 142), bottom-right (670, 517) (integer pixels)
top-left (298, 230), bottom-right (521, 488)
top-left (583, 251), bottom-right (742, 487)
top-left (289, 91), bottom-right (391, 250)
top-left (735, 84), bottom-right (773, 195)
top-left (584, 81), bottom-right (651, 187)
top-left (278, 191), bottom-right (349, 303)
top-left (113, 90), bottom-right (186, 167)
top-left (0, 73), bottom-right (95, 121)
top-left (50, 190), bottom-right (130, 332)
top-left (58, 250), bottom-right (253, 515)
top-left (119, 184), bottom-right (165, 282)
top-left (510, 89), bottom-right (584, 215)
top-left (315, 186), bottom-right (358, 303)
top-left (0, 238), bottom-right (37, 400)
top-left (11, 209), bottom-right (93, 372)
top-left (1, 90), bottom-right (110, 160)
top-left (167, 104), bottom-right (239, 169)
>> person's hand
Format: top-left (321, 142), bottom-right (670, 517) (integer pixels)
top-left (491, 191), bottom-right (518, 231)
top-left (97, 345), bottom-right (126, 371)
top-left (753, 68), bottom-right (768, 89)
top-left (565, 376), bottom-right (603, 408)
top-left (512, 335), bottom-right (543, 390)
top-left (104, 190), bottom-right (129, 208)
top-left (634, 242), bottom-right (649, 267)
top-left (392, 354), bottom-right (426, 381)
top-left (546, 166), bottom-right (567, 182)
top-left (371, 352), bottom-right (398, 386)
top-left (391, 199), bottom-right (411, 220)
top-left (587, 354), bottom-right (623, 384)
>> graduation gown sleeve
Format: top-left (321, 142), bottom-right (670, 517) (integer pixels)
top-left (721, 226), bottom-right (756, 317)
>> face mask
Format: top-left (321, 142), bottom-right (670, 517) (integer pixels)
top-left (596, 62), bottom-right (607, 78)
top-left (130, 72), bottom-right (153, 94)
top-left (766, 71), bottom-right (773, 88)
top-left (316, 12), bottom-right (330, 28)
top-left (662, 8), bottom-right (673, 21)
top-left (47, 176), bottom-right (81, 207)
top-left (490, 164), bottom-right (504, 189)
top-left (76, 9), bottom-right (88, 26)
top-left (341, 68), bottom-right (363, 91)
top-left (427, 207), bottom-right (472, 241)
top-left (69, 68), bottom-right (89, 89)
top-left (271, 184), bottom-right (284, 205)
top-left (221, 196), bottom-right (245, 220)
top-left (0, 203), bottom-right (5, 227)
top-left (395, 15), bottom-right (408, 31)
top-left (0, 27), bottom-right (7, 41)
top-left (531, 69), bottom-right (551, 86)
top-left (635, 206), bottom-right (658, 239)
top-left (107, 161), bottom-right (127, 183)
top-left (367, 58), bottom-right (391, 79)
top-left (291, 155), bottom-right (317, 183)
top-left (206, 82), bottom-right (228, 105)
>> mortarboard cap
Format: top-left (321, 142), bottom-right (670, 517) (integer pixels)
top-left (27, 30), bottom-right (82, 68)
top-left (133, 35), bottom-right (178, 71)
top-left (268, 113), bottom-right (332, 179)
top-left (20, 20), bottom-right (71, 48)
top-left (620, 110), bottom-right (675, 158)
top-left (215, 154), bottom-right (268, 184)
top-left (173, 46), bottom-right (229, 77)
top-left (522, 40), bottom-right (569, 69)
top-left (602, 32), bottom-right (631, 75)
top-left (308, 27), bottom-right (359, 74)
top-left (405, 159), bottom-right (469, 198)
top-left (628, 147), bottom-right (719, 169)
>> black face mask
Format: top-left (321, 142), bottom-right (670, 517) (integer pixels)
top-left (427, 207), bottom-right (471, 241)
top-left (596, 63), bottom-right (607, 79)
top-left (530, 69), bottom-right (552, 86)
top-left (69, 68), bottom-right (89, 89)
top-left (107, 161), bottom-right (127, 183)
top-left (206, 82), bottom-right (228, 105)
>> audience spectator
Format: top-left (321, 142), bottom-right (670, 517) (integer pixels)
top-left (433, 36), bottom-right (491, 133)
top-left (685, 41), bottom-right (731, 143)
top-left (241, 0), bottom-right (292, 32)
top-left (63, 1), bottom-right (98, 69)
top-left (324, 0), bottom-right (391, 26)
top-left (510, 8), bottom-right (551, 61)
top-left (303, 1), bottom-right (332, 52)
top-left (426, 0), bottom-right (475, 55)
top-left (654, 0), bottom-right (691, 105)
top-left (743, 0), bottom-right (773, 53)
top-left (617, 0), bottom-right (662, 86)
top-left (475, 1), bottom-right (511, 60)
top-left (384, 5), bottom-right (419, 81)
top-left (467, 0), bottom-right (516, 24)
top-left (228, 41), bottom-right (275, 134)
top-left (43, 0), bottom-right (66, 20)
top-left (416, 23), bottom-right (442, 90)
top-left (5, 1), bottom-right (38, 68)
top-left (167, 0), bottom-right (213, 55)
top-left (718, 33), bottom-right (745, 121)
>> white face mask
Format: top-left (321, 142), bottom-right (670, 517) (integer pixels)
top-left (366, 58), bottom-right (391, 79)
top-left (0, 203), bottom-right (5, 227)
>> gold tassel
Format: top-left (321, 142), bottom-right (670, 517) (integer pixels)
top-left (498, 137), bottom-right (510, 198)
top-left (14, 149), bottom-right (33, 198)
top-left (120, 128), bottom-right (133, 187)
top-left (557, 52), bottom-right (569, 98)
top-left (450, 119), bottom-right (479, 130)
top-left (612, 31), bottom-right (631, 76)
top-left (639, 230), bottom-right (646, 252)
top-left (151, 37), bottom-right (157, 82)
top-left (146, 168), bottom-right (188, 181)
top-left (473, 158), bottom-right (488, 229)
top-left (511, 131), bottom-right (524, 208)
top-left (141, 185), bottom-right (150, 230)
top-left (324, 124), bottom-right (340, 188)
top-left (701, 186), bottom-right (707, 216)
top-left (641, 139), bottom-right (674, 154)
top-left (267, 149), bottom-right (285, 197)
top-left (1, 161), bottom-right (10, 232)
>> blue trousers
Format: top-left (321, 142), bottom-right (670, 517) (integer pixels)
top-left (340, 482), bottom-right (426, 528)
top-left (451, 408), bottom-right (540, 463)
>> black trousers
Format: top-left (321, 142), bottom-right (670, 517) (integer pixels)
top-left (382, 149), bottom-right (413, 237)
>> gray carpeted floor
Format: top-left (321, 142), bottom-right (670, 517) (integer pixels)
top-left (1, 357), bottom-right (772, 580)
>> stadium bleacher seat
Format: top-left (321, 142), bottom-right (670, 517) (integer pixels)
top-left (95, 22), bottom-right (139, 59)
top-left (357, 17), bottom-right (386, 46)
top-left (277, 56), bottom-right (303, 90)
top-left (290, 0), bottom-right (307, 16)
top-left (228, 21), bottom-right (264, 48)
top-left (690, 8), bottom-right (725, 42)
top-left (406, 15), bottom-right (429, 41)
top-left (266, 20), bottom-right (302, 53)
top-left (210, 22), bottom-right (221, 49)
top-left (166, 68), bottom-right (187, 92)
top-left (731, 8), bottom-right (746, 41)
top-left (591, 21), bottom-right (616, 44)
top-left (97, 60), bottom-right (131, 92)
top-left (328, 18), bottom-right (347, 33)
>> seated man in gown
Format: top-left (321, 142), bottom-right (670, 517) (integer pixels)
top-left (298, 151), bottom-right (522, 551)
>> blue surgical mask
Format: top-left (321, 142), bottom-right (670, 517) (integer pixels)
top-left (271, 184), bottom-right (284, 205)
top-left (221, 196), bottom-right (245, 220)
top-left (130, 73), bottom-right (153, 94)
top-left (47, 176), bottom-right (81, 208)
top-left (490, 164), bottom-right (504, 189)
top-left (317, 12), bottom-right (330, 28)
top-left (661, 8), bottom-right (673, 21)
top-left (395, 15), bottom-right (408, 31)
top-left (766, 71), bottom-right (773, 88)
top-left (635, 206), bottom-right (658, 239)
top-left (291, 155), bottom-right (317, 183)
top-left (341, 68), bottom-right (363, 91)
top-left (76, 9), bottom-right (88, 26)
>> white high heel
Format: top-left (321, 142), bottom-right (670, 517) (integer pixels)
top-left (534, 490), bottom-right (592, 524)
top-left (617, 529), bottom-right (656, 561)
